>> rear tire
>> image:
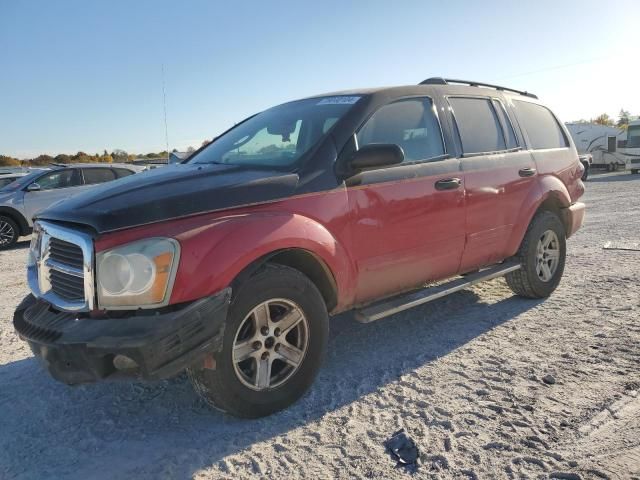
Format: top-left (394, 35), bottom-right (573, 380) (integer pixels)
top-left (506, 211), bottom-right (566, 299)
top-left (187, 264), bottom-right (329, 418)
top-left (581, 162), bottom-right (589, 181)
top-left (0, 216), bottom-right (19, 250)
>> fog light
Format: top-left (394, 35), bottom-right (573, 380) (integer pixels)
top-left (113, 355), bottom-right (138, 371)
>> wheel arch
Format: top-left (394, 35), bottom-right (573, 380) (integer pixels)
top-left (0, 206), bottom-right (30, 236)
top-left (505, 177), bottom-right (572, 256)
top-left (231, 248), bottom-right (339, 312)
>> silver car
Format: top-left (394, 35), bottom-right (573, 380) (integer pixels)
top-left (0, 163), bottom-right (142, 249)
top-left (0, 173), bottom-right (29, 189)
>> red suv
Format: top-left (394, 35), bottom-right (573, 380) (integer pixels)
top-left (14, 78), bottom-right (585, 417)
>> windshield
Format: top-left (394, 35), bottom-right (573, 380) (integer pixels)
top-left (627, 125), bottom-right (640, 148)
top-left (189, 96), bottom-right (361, 168)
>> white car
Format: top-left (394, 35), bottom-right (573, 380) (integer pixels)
top-left (0, 163), bottom-right (143, 249)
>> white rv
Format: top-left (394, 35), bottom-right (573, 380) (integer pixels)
top-left (566, 121), bottom-right (640, 174)
top-left (623, 119), bottom-right (640, 174)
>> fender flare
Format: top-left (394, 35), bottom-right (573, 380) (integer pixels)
top-left (505, 176), bottom-right (572, 255)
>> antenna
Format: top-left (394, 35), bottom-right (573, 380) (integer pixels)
top-left (161, 64), bottom-right (170, 161)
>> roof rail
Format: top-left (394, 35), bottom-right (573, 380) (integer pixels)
top-left (419, 77), bottom-right (538, 99)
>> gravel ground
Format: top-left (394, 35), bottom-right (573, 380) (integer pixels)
top-left (1, 172), bottom-right (639, 480)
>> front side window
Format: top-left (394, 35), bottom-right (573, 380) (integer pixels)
top-left (189, 96), bottom-right (361, 168)
top-left (35, 169), bottom-right (81, 190)
top-left (356, 98), bottom-right (445, 162)
top-left (513, 100), bottom-right (568, 150)
top-left (83, 168), bottom-right (116, 185)
top-left (449, 97), bottom-right (506, 154)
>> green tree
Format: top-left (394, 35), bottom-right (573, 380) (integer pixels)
top-left (617, 109), bottom-right (630, 129)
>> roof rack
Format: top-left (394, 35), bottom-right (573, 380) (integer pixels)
top-left (419, 77), bottom-right (538, 99)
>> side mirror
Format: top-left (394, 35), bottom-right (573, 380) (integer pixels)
top-left (27, 183), bottom-right (41, 192)
top-left (347, 144), bottom-right (404, 174)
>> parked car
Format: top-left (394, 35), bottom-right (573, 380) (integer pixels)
top-left (0, 172), bottom-right (29, 189)
top-left (0, 163), bottom-right (142, 249)
top-left (14, 78), bottom-right (585, 418)
top-left (578, 153), bottom-right (592, 181)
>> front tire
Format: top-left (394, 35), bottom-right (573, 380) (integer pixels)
top-left (188, 264), bottom-right (329, 418)
top-left (0, 216), bottom-right (19, 250)
top-left (506, 211), bottom-right (566, 299)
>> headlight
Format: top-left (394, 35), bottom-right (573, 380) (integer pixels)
top-left (96, 238), bottom-right (180, 309)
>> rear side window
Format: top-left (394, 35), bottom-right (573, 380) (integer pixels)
top-left (356, 98), bottom-right (445, 162)
top-left (114, 168), bottom-right (135, 178)
top-left (513, 100), bottom-right (568, 150)
top-left (449, 97), bottom-right (506, 154)
top-left (83, 168), bottom-right (116, 185)
top-left (492, 100), bottom-right (518, 149)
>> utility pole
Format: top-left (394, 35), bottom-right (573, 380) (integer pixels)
top-left (162, 64), bottom-right (170, 161)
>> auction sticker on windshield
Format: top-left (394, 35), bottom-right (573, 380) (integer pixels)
top-left (316, 96), bottom-right (361, 105)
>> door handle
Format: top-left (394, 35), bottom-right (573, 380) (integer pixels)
top-left (434, 178), bottom-right (462, 191)
top-left (518, 167), bottom-right (537, 177)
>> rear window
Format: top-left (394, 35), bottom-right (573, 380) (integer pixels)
top-left (449, 97), bottom-right (506, 154)
top-left (513, 100), bottom-right (568, 150)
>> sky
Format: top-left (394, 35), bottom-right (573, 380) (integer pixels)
top-left (1, 0), bottom-right (638, 159)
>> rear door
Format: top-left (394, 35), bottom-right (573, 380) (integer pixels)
top-left (346, 96), bottom-right (466, 304)
top-left (23, 168), bottom-right (84, 221)
top-left (447, 96), bottom-right (539, 271)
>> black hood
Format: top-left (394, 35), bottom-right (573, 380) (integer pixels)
top-left (37, 164), bottom-right (299, 233)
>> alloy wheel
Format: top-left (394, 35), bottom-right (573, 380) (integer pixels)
top-left (0, 220), bottom-right (15, 247)
top-left (232, 298), bottom-right (309, 391)
top-left (536, 230), bottom-right (560, 282)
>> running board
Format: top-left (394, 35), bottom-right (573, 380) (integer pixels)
top-left (355, 262), bottom-right (521, 323)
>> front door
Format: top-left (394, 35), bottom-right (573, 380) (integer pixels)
top-left (346, 97), bottom-right (466, 304)
top-left (23, 169), bottom-right (85, 223)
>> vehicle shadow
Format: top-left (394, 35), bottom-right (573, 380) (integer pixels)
top-left (0, 239), bottom-right (30, 252)
top-left (0, 287), bottom-right (543, 479)
top-left (589, 173), bottom-right (640, 183)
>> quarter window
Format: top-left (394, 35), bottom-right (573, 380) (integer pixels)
top-left (513, 100), bottom-right (568, 150)
top-left (82, 168), bottom-right (117, 185)
top-left (356, 98), bottom-right (444, 162)
top-left (449, 97), bottom-right (506, 154)
top-left (114, 168), bottom-right (135, 178)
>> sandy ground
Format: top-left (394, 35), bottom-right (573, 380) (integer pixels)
top-left (0, 172), bottom-right (639, 480)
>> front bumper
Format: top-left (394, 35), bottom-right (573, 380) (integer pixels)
top-left (13, 290), bottom-right (230, 385)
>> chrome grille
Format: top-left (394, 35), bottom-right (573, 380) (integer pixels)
top-left (28, 221), bottom-right (95, 312)
top-left (49, 238), bottom-right (84, 269)
top-left (49, 269), bottom-right (85, 301)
